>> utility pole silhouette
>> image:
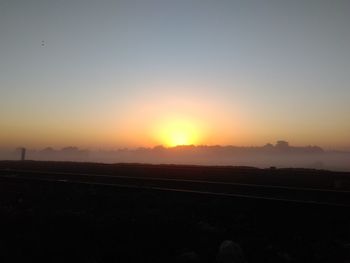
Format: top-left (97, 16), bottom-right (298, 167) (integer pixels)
top-left (20, 147), bottom-right (26, 161)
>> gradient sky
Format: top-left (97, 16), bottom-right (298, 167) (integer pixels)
top-left (1, 0), bottom-right (350, 150)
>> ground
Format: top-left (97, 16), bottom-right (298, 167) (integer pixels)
top-left (0, 161), bottom-right (349, 262)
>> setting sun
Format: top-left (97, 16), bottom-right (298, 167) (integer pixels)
top-left (168, 130), bottom-right (191, 146)
top-left (154, 119), bottom-right (200, 147)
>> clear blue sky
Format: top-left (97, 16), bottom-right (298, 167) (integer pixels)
top-left (1, 0), bottom-right (350, 149)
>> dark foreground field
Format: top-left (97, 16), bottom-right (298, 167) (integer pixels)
top-left (0, 161), bottom-right (349, 263)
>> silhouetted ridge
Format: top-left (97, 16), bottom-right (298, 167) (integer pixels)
top-left (1, 141), bottom-right (349, 171)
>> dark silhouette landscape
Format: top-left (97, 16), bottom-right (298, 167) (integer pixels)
top-left (0, 160), bottom-right (350, 262)
top-left (2, 141), bottom-right (349, 171)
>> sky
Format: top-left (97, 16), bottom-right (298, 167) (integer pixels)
top-left (1, 0), bottom-right (350, 150)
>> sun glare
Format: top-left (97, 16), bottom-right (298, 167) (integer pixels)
top-left (168, 130), bottom-right (191, 147)
top-left (155, 119), bottom-right (200, 147)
